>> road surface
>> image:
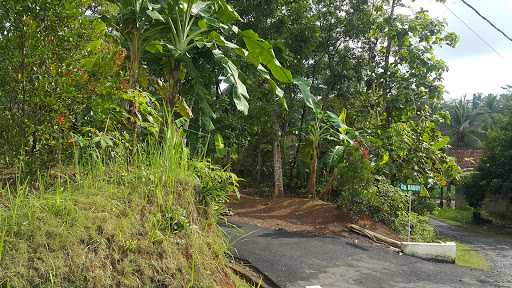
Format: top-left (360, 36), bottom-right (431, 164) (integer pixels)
top-left (432, 218), bottom-right (512, 287)
top-left (225, 222), bottom-right (499, 288)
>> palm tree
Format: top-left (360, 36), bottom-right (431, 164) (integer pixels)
top-left (446, 96), bottom-right (485, 148)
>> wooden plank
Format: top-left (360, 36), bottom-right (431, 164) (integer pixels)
top-left (347, 224), bottom-right (401, 249)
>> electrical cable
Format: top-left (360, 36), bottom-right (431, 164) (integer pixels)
top-left (443, 3), bottom-right (504, 59)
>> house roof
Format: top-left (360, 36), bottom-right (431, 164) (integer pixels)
top-left (447, 148), bottom-right (483, 170)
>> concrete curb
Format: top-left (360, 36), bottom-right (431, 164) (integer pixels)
top-left (401, 242), bottom-right (456, 263)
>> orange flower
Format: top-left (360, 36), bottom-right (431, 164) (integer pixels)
top-left (114, 49), bottom-right (127, 65)
top-left (56, 113), bottom-right (65, 126)
top-left (63, 70), bottom-right (71, 78)
top-left (120, 79), bottom-right (129, 91)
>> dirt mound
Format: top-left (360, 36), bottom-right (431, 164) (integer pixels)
top-left (229, 194), bottom-right (400, 241)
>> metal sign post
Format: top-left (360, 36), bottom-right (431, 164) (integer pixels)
top-left (408, 191), bottom-right (412, 242)
top-left (399, 183), bottom-right (421, 242)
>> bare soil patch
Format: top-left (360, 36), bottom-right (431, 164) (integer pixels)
top-left (229, 194), bottom-right (400, 241)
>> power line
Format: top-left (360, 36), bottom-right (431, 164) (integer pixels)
top-left (442, 3), bottom-right (504, 59)
top-left (459, 0), bottom-right (512, 44)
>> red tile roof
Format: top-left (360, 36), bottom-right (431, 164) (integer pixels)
top-left (447, 149), bottom-right (483, 170)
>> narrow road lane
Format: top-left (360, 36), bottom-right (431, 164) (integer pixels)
top-left (432, 218), bottom-right (512, 287)
top-left (225, 222), bottom-right (497, 288)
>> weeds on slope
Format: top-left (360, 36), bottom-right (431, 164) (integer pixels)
top-left (0, 127), bottom-right (246, 287)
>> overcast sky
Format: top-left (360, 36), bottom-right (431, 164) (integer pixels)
top-left (406, 0), bottom-right (512, 99)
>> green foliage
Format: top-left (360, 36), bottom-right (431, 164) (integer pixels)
top-left (462, 106), bottom-right (512, 221)
top-left (225, 0), bottom-right (462, 197)
top-left (442, 90), bottom-right (512, 149)
top-left (341, 178), bottom-right (407, 227)
top-left (332, 145), bottom-right (373, 199)
top-left (434, 207), bottom-right (474, 226)
top-left (412, 197), bottom-right (438, 216)
top-left (192, 161), bottom-right (239, 216)
top-left (393, 211), bottom-right (437, 242)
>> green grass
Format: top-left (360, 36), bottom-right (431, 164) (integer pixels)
top-left (0, 129), bottom-right (246, 287)
top-left (433, 208), bottom-right (512, 241)
top-left (455, 242), bottom-right (491, 271)
top-left (434, 207), bottom-right (474, 226)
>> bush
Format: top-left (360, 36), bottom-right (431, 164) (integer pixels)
top-left (340, 178), bottom-right (408, 227)
top-left (192, 161), bottom-right (240, 216)
top-left (412, 197), bottom-right (438, 216)
top-left (393, 212), bottom-right (437, 242)
top-left (339, 177), bottom-right (438, 242)
top-left (333, 145), bottom-right (373, 200)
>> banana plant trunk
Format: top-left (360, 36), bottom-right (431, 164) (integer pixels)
top-left (166, 62), bottom-right (181, 112)
top-left (129, 32), bottom-right (140, 89)
top-left (272, 109), bottom-right (285, 199)
top-left (307, 141), bottom-right (318, 198)
top-left (320, 168), bottom-right (337, 200)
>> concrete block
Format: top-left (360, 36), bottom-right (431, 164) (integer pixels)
top-left (401, 242), bottom-right (456, 263)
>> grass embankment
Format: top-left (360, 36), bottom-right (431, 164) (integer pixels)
top-left (0, 132), bottom-right (249, 287)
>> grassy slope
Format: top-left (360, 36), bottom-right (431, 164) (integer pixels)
top-left (0, 135), bottom-right (249, 287)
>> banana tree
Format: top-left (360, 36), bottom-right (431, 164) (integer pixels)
top-left (145, 0), bottom-right (292, 118)
top-left (296, 78), bottom-right (350, 198)
top-left (106, 0), bottom-right (167, 89)
top-left (104, 0), bottom-right (166, 150)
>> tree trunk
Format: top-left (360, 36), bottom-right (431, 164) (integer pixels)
top-left (128, 32), bottom-right (141, 157)
top-left (129, 32), bottom-right (140, 89)
top-left (307, 141), bottom-right (318, 198)
top-left (289, 103), bottom-right (307, 188)
top-left (256, 147), bottom-right (262, 183)
top-left (272, 110), bottom-right (285, 199)
top-left (439, 186), bottom-right (445, 208)
top-left (383, 0), bottom-right (397, 127)
top-left (320, 168), bottom-right (337, 201)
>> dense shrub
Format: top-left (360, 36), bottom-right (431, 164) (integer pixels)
top-left (412, 197), bottom-right (438, 216)
top-left (333, 145), bottom-right (373, 197)
top-left (339, 177), bottom-right (437, 242)
top-left (340, 178), bottom-right (407, 227)
top-left (393, 212), bottom-right (437, 242)
top-left (192, 161), bottom-right (240, 216)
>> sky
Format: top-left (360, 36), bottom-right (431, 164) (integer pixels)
top-left (406, 0), bottom-right (512, 99)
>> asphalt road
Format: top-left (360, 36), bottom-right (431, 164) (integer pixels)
top-left (432, 219), bottom-right (512, 287)
top-left (225, 222), bottom-right (500, 288)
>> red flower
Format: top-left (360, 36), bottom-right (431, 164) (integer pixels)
top-left (63, 70), bottom-right (71, 78)
top-left (361, 148), bottom-right (369, 160)
top-left (56, 114), bottom-right (65, 126)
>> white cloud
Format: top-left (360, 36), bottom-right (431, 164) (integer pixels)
top-left (443, 50), bottom-right (512, 99)
top-left (406, 0), bottom-right (512, 99)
